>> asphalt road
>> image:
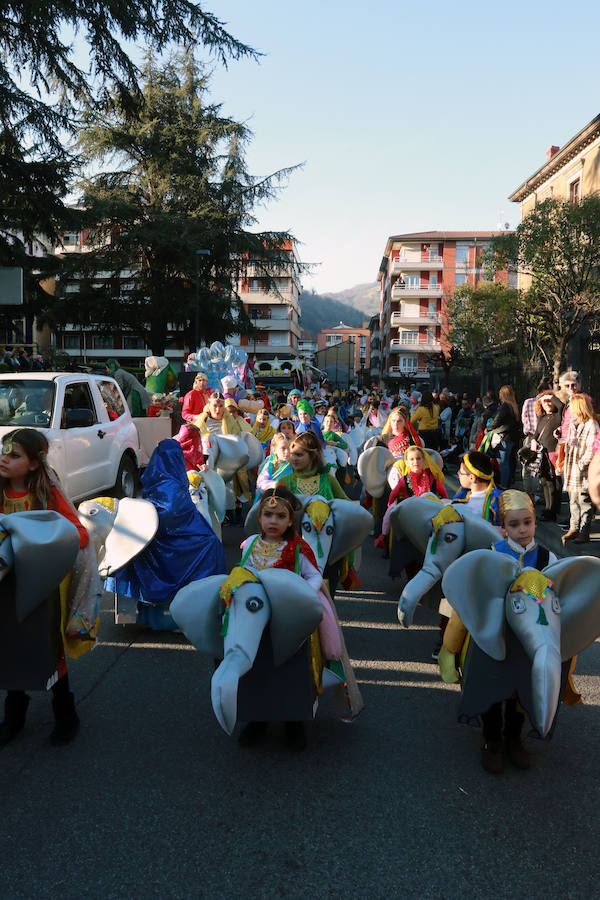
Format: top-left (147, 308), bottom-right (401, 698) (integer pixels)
top-left (1, 514), bottom-right (599, 899)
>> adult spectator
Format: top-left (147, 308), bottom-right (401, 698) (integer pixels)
top-left (438, 394), bottom-right (453, 448)
top-left (410, 391), bottom-right (440, 449)
top-left (454, 397), bottom-right (474, 453)
top-left (556, 393), bottom-right (599, 544)
top-left (530, 392), bottom-right (564, 521)
top-left (485, 384), bottom-right (520, 488)
top-left (521, 379), bottom-right (553, 499)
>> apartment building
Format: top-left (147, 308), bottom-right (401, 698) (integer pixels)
top-left (298, 328), bottom-right (318, 366)
top-left (377, 231), bottom-right (508, 382)
top-left (232, 239), bottom-right (302, 360)
top-left (317, 322), bottom-right (370, 376)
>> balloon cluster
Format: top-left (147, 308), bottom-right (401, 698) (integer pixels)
top-left (185, 342), bottom-right (250, 391)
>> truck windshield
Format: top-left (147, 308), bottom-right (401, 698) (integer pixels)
top-left (0, 380), bottom-right (55, 427)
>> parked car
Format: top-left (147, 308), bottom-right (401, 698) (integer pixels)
top-left (0, 372), bottom-right (171, 502)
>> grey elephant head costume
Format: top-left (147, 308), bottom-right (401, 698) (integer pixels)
top-left (78, 497), bottom-right (159, 577)
top-left (170, 569), bottom-right (323, 734)
top-left (244, 495), bottom-right (372, 575)
top-left (357, 445), bottom-right (443, 499)
top-left (391, 498), bottom-right (499, 626)
top-left (442, 550), bottom-right (600, 737)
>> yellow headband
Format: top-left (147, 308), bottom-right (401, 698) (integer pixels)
top-left (499, 489), bottom-right (534, 521)
top-left (431, 505), bottom-right (463, 534)
top-left (463, 453), bottom-right (493, 481)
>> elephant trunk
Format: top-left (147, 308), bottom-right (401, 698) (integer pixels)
top-left (530, 643), bottom-right (562, 738)
top-left (398, 563), bottom-right (440, 627)
top-left (210, 597), bottom-right (269, 735)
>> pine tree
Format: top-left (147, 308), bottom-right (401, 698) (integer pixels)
top-left (41, 55), bottom-right (299, 354)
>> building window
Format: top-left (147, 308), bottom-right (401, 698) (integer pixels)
top-left (455, 273), bottom-right (467, 286)
top-left (400, 356), bottom-right (417, 372)
top-left (455, 244), bottom-right (469, 264)
top-left (123, 336), bottom-right (145, 350)
top-left (270, 332), bottom-right (289, 346)
top-left (92, 335), bottom-right (114, 349)
top-left (569, 179), bottom-right (580, 204)
top-left (249, 278), bottom-right (262, 292)
top-left (430, 274), bottom-right (438, 287)
top-left (326, 334), bottom-right (343, 345)
top-left (401, 331), bottom-right (418, 345)
top-left (63, 333), bottom-right (80, 349)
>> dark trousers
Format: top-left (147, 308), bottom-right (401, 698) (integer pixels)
top-left (481, 697), bottom-right (524, 742)
top-left (540, 471), bottom-right (562, 516)
top-left (7, 672), bottom-right (70, 702)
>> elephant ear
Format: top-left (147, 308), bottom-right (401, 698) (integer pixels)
top-left (99, 498), bottom-right (159, 577)
top-left (169, 574), bottom-right (228, 658)
top-left (390, 495), bottom-right (447, 554)
top-left (258, 568), bottom-right (323, 666)
top-left (328, 499), bottom-right (373, 564)
top-left (241, 432), bottom-right (265, 469)
top-left (459, 509), bottom-right (501, 550)
top-left (1, 511), bottom-right (80, 623)
top-left (212, 434), bottom-right (249, 480)
top-left (357, 446), bottom-right (393, 498)
top-left (442, 549), bottom-right (520, 661)
top-left (544, 557), bottom-right (600, 660)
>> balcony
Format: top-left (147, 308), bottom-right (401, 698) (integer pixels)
top-left (391, 253), bottom-right (443, 273)
top-left (391, 283), bottom-right (443, 299)
top-left (389, 339), bottom-right (441, 354)
top-left (391, 311), bottom-right (442, 327)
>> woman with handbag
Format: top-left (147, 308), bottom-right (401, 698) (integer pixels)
top-left (485, 385), bottom-right (520, 489)
top-left (556, 394), bottom-right (599, 544)
top-left (530, 392), bottom-right (564, 521)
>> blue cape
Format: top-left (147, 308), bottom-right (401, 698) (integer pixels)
top-left (108, 440), bottom-right (226, 604)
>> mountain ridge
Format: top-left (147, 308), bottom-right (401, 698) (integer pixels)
top-left (299, 282), bottom-right (379, 337)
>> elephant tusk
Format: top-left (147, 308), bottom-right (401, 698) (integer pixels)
top-left (530, 644), bottom-right (562, 738)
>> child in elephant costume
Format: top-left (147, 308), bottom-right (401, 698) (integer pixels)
top-left (439, 491), bottom-right (590, 774)
top-left (0, 429), bottom-right (99, 746)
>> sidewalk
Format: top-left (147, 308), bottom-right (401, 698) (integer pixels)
top-left (443, 470), bottom-right (600, 561)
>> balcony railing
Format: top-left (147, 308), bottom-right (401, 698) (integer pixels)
top-left (391, 254), bottom-right (443, 273)
top-left (391, 283), bottom-right (443, 299)
top-left (391, 311), bottom-right (441, 327)
top-left (389, 338), bottom-right (441, 354)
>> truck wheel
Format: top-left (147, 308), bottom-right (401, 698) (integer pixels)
top-left (114, 454), bottom-right (138, 498)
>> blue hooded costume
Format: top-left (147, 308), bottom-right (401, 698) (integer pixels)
top-left (107, 440), bottom-right (226, 629)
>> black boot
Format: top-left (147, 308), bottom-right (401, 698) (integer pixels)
top-left (50, 691), bottom-right (80, 745)
top-left (0, 692), bottom-right (30, 745)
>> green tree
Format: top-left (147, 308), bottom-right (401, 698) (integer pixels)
top-left (0, 1), bottom-right (256, 260)
top-left (491, 195), bottom-right (600, 381)
top-left (445, 280), bottom-right (520, 362)
top-left (40, 56), bottom-right (300, 354)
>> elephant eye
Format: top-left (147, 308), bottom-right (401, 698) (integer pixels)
top-left (303, 522), bottom-right (312, 532)
top-left (246, 597), bottom-right (264, 613)
top-left (511, 596), bottom-right (526, 614)
top-left (444, 532), bottom-right (458, 543)
top-left (88, 508), bottom-right (98, 516)
top-left (325, 525), bottom-right (334, 535)
top-left (551, 595), bottom-right (560, 614)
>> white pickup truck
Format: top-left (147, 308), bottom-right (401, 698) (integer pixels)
top-left (0, 372), bottom-right (171, 502)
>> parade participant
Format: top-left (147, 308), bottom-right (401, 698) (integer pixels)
top-left (106, 358), bottom-right (152, 416)
top-left (181, 372), bottom-right (211, 422)
top-left (213, 485), bottom-right (362, 750)
top-left (322, 408), bottom-right (348, 450)
top-left (255, 433), bottom-right (292, 493)
top-left (556, 393), bottom-right (599, 544)
top-left (195, 392), bottom-right (251, 517)
top-left (224, 398), bottom-right (251, 432)
top-left (105, 440), bottom-right (226, 630)
top-left (410, 391), bottom-right (440, 449)
top-left (375, 445), bottom-right (447, 549)
top-left (295, 399), bottom-right (326, 446)
top-left (287, 389), bottom-right (302, 421)
top-left (281, 432), bottom-right (350, 501)
top-left (439, 491), bottom-right (560, 774)
top-left (381, 406), bottom-right (422, 457)
top-left (0, 429), bottom-right (96, 745)
top-left (277, 417), bottom-right (296, 439)
top-left (144, 356), bottom-right (178, 395)
top-left (453, 450), bottom-right (503, 525)
top-left (251, 406), bottom-right (276, 451)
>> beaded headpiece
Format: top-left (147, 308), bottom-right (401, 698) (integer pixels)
top-left (499, 489), bottom-right (534, 521)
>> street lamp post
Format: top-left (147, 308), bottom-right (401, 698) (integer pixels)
top-left (194, 249), bottom-right (211, 351)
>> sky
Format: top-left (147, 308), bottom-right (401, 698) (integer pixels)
top-left (191, 0), bottom-right (600, 294)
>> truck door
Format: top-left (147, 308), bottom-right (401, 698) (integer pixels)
top-left (60, 380), bottom-right (111, 499)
